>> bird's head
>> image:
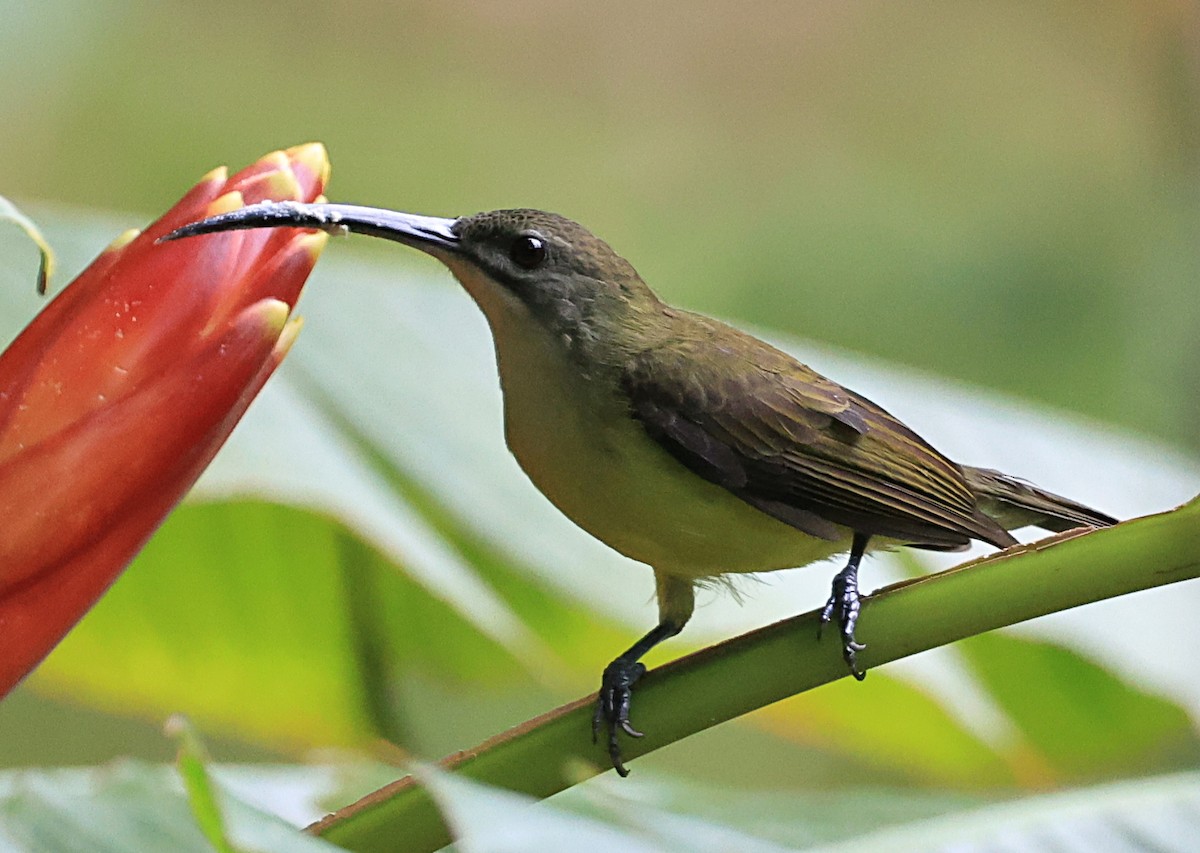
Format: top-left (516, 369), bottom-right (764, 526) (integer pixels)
top-left (164, 202), bottom-right (662, 353)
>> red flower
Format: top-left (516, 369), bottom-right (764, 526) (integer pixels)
top-left (0, 144), bottom-right (330, 696)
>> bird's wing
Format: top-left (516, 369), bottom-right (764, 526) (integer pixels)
top-left (622, 318), bottom-right (1013, 549)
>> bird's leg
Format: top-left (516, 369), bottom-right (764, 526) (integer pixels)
top-left (818, 532), bottom-right (870, 680)
top-left (593, 573), bottom-right (693, 776)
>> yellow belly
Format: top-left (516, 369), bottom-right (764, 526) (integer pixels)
top-left (481, 296), bottom-right (850, 578)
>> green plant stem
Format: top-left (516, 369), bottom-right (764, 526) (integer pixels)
top-left (310, 498), bottom-right (1200, 853)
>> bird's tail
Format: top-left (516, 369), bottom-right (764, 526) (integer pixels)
top-left (963, 466), bottom-right (1118, 534)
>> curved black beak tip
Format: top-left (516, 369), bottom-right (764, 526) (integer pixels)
top-left (158, 201), bottom-right (461, 256)
top-left (157, 201), bottom-right (321, 243)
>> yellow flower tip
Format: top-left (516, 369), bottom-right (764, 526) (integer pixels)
top-left (313, 193), bottom-right (328, 205)
top-left (205, 191), bottom-right (245, 218)
top-left (256, 150), bottom-right (291, 173)
top-left (197, 165), bottom-right (228, 187)
top-left (247, 297), bottom-right (292, 337)
top-left (104, 228), bottom-right (141, 255)
top-left (294, 230), bottom-right (329, 259)
top-left (259, 168), bottom-right (304, 202)
top-left (275, 315), bottom-right (304, 357)
top-left (284, 142), bottom-right (331, 188)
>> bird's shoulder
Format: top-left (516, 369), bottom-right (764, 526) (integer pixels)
top-left (623, 310), bottom-right (866, 435)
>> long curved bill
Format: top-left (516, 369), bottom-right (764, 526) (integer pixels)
top-left (160, 201), bottom-right (461, 256)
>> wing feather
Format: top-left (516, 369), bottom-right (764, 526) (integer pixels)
top-left (623, 314), bottom-right (1013, 549)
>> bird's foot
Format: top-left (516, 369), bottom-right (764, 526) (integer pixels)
top-left (592, 657), bottom-right (647, 776)
top-left (818, 565), bottom-right (867, 680)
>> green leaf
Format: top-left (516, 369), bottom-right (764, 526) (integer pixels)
top-left (751, 670), bottom-right (1014, 787)
top-left (555, 772), bottom-right (985, 850)
top-left (0, 195), bottom-right (54, 294)
top-left (413, 763), bottom-right (794, 853)
top-left (8, 761), bottom-right (1193, 853)
top-left (328, 763), bottom-right (1200, 853)
top-left (31, 500), bottom-right (528, 752)
top-left (167, 716), bottom-right (240, 853)
top-left (831, 771), bottom-right (1200, 853)
top-left (0, 762), bottom-right (343, 853)
top-left (958, 631), bottom-right (1200, 784)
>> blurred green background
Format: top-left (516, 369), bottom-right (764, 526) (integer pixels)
top-left (2, 1), bottom-right (1200, 840)
top-left (3, 0), bottom-right (1197, 450)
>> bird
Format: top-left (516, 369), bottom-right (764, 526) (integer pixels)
top-left (164, 201), bottom-right (1117, 776)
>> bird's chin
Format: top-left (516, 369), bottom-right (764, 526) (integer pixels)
top-left (441, 257), bottom-right (525, 318)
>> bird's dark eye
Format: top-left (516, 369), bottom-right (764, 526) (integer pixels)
top-left (509, 234), bottom-right (546, 269)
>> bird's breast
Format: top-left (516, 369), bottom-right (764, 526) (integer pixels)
top-left (480, 299), bottom-right (848, 577)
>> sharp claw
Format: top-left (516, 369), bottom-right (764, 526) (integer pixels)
top-left (596, 656), bottom-right (650, 774)
top-left (611, 753), bottom-right (630, 777)
top-left (844, 639), bottom-right (867, 680)
top-left (607, 725), bottom-right (631, 776)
